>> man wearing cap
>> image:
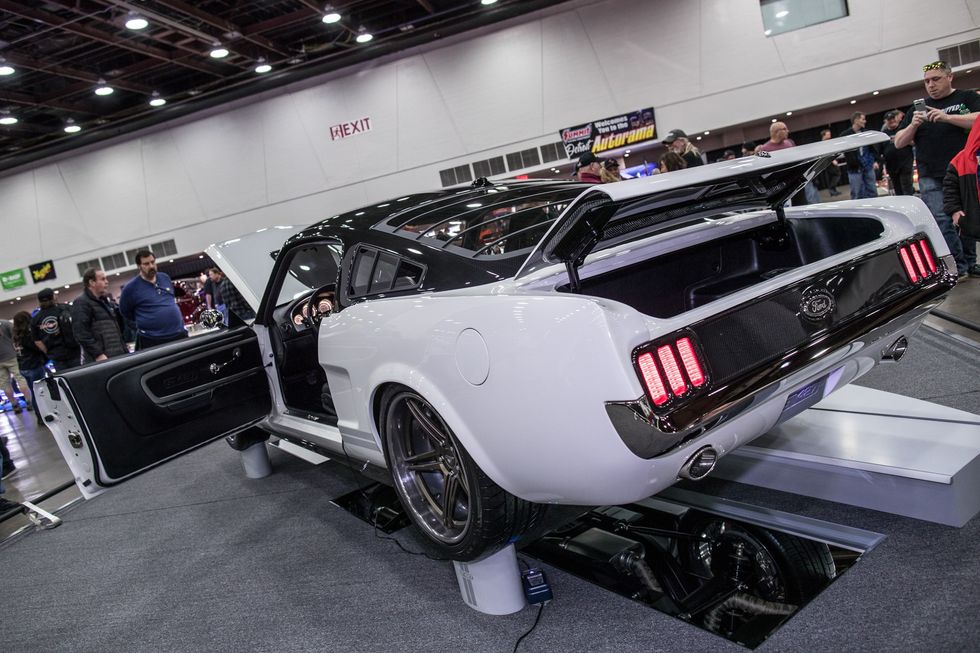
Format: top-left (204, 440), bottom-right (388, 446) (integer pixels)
top-left (881, 110), bottom-right (914, 196)
top-left (30, 287), bottom-right (81, 371)
top-left (894, 60), bottom-right (980, 277)
top-left (662, 129), bottom-right (704, 167)
top-left (576, 151), bottom-right (603, 183)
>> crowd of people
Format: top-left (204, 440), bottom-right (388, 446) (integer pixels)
top-left (571, 60), bottom-right (980, 279)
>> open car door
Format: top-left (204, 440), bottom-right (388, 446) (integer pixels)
top-left (36, 225), bottom-right (306, 499)
top-left (37, 326), bottom-right (271, 498)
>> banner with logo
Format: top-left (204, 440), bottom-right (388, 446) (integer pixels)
top-left (559, 108), bottom-right (657, 159)
top-left (29, 260), bottom-right (57, 282)
top-left (1, 268), bottom-right (27, 291)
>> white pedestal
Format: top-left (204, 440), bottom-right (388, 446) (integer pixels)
top-left (240, 441), bottom-right (272, 479)
top-left (453, 544), bottom-right (527, 615)
top-left (714, 385), bottom-right (980, 527)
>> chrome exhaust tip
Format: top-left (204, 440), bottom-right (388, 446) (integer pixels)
top-left (881, 336), bottom-right (909, 363)
top-left (678, 446), bottom-right (718, 481)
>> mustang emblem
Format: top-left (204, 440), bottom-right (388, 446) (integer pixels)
top-left (800, 288), bottom-right (835, 321)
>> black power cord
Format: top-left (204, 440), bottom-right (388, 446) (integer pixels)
top-left (513, 603), bottom-right (546, 653)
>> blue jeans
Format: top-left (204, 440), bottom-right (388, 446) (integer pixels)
top-left (20, 366), bottom-right (46, 416)
top-left (847, 167), bottom-right (877, 199)
top-left (918, 176), bottom-right (966, 274)
top-left (963, 235), bottom-right (977, 268)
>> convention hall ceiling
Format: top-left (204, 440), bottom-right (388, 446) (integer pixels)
top-left (0, 0), bottom-right (569, 174)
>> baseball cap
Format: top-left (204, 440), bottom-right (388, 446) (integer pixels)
top-left (38, 288), bottom-right (54, 301)
top-left (662, 129), bottom-right (688, 144)
top-left (884, 109), bottom-right (901, 120)
top-left (578, 151), bottom-right (599, 167)
top-left (603, 159), bottom-right (620, 169)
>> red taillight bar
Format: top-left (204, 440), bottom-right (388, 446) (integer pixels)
top-left (676, 337), bottom-right (705, 387)
top-left (657, 345), bottom-right (687, 397)
top-left (917, 240), bottom-right (937, 274)
top-left (909, 243), bottom-right (928, 278)
top-left (899, 247), bottom-right (918, 283)
top-left (637, 352), bottom-right (669, 406)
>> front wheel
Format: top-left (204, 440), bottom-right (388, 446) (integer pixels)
top-left (380, 386), bottom-right (545, 561)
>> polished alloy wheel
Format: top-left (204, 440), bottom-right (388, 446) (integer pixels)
top-left (386, 393), bottom-right (472, 544)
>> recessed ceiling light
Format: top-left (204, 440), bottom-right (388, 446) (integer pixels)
top-left (872, 90), bottom-right (879, 95)
top-left (785, 111), bottom-right (793, 116)
top-left (356, 32), bottom-right (373, 43)
top-left (94, 79), bottom-right (113, 96)
top-left (254, 58), bottom-right (272, 74)
top-left (703, 130), bottom-right (710, 135)
top-left (322, 12), bottom-right (341, 24)
top-left (850, 99), bottom-right (857, 104)
top-left (771, 118), bottom-right (777, 123)
top-left (210, 44), bottom-right (229, 58)
top-left (0, 58), bottom-right (14, 76)
top-left (64, 118), bottom-right (81, 133)
top-left (481, 0), bottom-right (499, 5)
top-left (0, 113), bottom-right (17, 125)
top-left (696, 136), bottom-right (702, 141)
top-left (125, 13), bottom-right (148, 30)
top-left (149, 91), bottom-right (166, 107)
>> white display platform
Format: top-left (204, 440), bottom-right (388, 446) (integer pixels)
top-left (712, 385), bottom-right (980, 527)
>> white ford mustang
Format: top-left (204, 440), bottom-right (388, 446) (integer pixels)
top-left (39, 132), bottom-right (955, 561)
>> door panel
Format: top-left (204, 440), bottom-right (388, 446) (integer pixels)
top-left (56, 326), bottom-right (270, 485)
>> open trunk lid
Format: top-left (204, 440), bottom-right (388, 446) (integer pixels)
top-left (516, 131), bottom-right (890, 283)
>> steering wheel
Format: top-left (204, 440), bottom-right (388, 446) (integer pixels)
top-left (305, 284), bottom-right (337, 327)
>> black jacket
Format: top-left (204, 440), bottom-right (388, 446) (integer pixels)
top-left (71, 289), bottom-right (128, 364)
top-left (839, 127), bottom-right (882, 172)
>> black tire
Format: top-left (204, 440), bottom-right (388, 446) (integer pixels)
top-left (682, 516), bottom-right (836, 604)
top-left (379, 385), bottom-right (546, 561)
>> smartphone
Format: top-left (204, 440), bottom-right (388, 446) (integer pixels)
top-left (913, 98), bottom-right (928, 114)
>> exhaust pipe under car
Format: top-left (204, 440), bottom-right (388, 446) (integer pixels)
top-left (880, 336), bottom-right (909, 363)
top-left (678, 446), bottom-right (718, 481)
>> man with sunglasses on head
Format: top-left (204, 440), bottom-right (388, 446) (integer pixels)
top-left (119, 250), bottom-right (189, 350)
top-left (894, 61), bottom-right (980, 277)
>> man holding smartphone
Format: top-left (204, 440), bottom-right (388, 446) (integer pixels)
top-left (894, 61), bottom-right (980, 277)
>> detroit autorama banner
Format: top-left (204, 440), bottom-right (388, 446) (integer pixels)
top-left (559, 108), bottom-right (657, 159)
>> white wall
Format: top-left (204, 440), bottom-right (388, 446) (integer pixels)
top-left (3, 0), bottom-right (979, 301)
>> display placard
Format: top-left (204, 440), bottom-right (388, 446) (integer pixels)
top-left (559, 108), bottom-right (657, 159)
top-left (30, 260), bottom-right (57, 282)
top-left (1, 268), bottom-right (27, 290)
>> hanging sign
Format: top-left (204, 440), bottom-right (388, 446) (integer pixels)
top-left (559, 108), bottom-right (657, 158)
top-left (1, 268), bottom-right (27, 290)
top-left (30, 260), bottom-right (57, 282)
top-left (330, 116), bottom-right (373, 141)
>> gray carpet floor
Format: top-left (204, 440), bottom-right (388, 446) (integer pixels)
top-left (2, 325), bottom-right (978, 652)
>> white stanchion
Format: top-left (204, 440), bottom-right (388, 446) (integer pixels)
top-left (452, 544), bottom-right (526, 615)
top-left (240, 441), bottom-right (272, 479)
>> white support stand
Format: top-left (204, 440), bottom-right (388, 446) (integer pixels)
top-left (453, 544), bottom-right (527, 615)
top-left (713, 385), bottom-right (980, 527)
top-left (239, 441), bottom-right (272, 479)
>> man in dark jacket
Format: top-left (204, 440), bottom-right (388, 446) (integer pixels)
top-left (942, 114), bottom-right (980, 254)
top-left (31, 287), bottom-right (81, 371)
top-left (72, 268), bottom-right (128, 364)
top-left (881, 110), bottom-right (915, 196)
top-left (839, 112), bottom-right (881, 199)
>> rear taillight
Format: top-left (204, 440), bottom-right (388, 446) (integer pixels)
top-left (898, 237), bottom-right (938, 284)
top-left (635, 334), bottom-right (708, 409)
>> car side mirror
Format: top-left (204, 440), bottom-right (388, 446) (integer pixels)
top-left (198, 308), bottom-right (225, 329)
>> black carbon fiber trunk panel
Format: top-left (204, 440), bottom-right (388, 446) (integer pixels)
top-left (693, 249), bottom-right (909, 384)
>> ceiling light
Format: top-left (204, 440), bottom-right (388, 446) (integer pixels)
top-left (0, 112), bottom-right (17, 125)
top-left (322, 12), bottom-right (342, 24)
top-left (696, 136), bottom-right (702, 141)
top-left (125, 12), bottom-right (148, 30)
top-left (355, 32), bottom-right (373, 43)
top-left (850, 99), bottom-right (857, 104)
top-left (771, 118), bottom-right (777, 123)
top-left (210, 44), bottom-right (229, 58)
top-left (872, 90), bottom-right (880, 95)
top-left (94, 79), bottom-right (113, 96)
top-left (148, 91), bottom-right (166, 107)
top-left (785, 111), bottom-right (793, 116)
top-left (481, 0), bottom-right (499, 5)
top-left (254, 58), bottom-right (272, 74)
top-left (703, 130), bottom-right (710, 135)
top-left (64, 118), bottom-right (81, 134)
top-left (0, 58), bottom-right (14, 76)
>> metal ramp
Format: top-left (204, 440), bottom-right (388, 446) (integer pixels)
top-left (712, 385), bottom-right (980, 527)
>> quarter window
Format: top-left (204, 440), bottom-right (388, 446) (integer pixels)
top-left (349, 246), bottom-right (425, 298)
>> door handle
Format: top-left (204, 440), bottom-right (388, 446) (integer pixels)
top-left (209, 347), bottom-right (241, 375)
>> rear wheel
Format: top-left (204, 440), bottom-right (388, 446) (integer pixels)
top-left (380, 386), bottom-right (544, 561)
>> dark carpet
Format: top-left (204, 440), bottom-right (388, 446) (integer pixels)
top-left (2, 325), bottom-right (978, 652)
